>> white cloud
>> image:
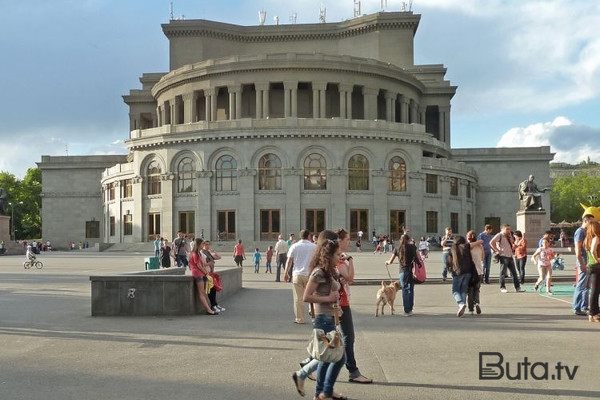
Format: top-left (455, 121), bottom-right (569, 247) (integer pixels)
top-left (497, 117), bottom-right (600, 164)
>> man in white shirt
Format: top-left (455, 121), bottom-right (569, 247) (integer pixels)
top-left (274, 234), bottom-right (289, 282)
top-left (490, 224), bottom-right (525, 293)
top-left (284, 229), bottom-right (317, 324)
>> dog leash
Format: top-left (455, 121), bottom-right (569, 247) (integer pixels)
top-left (384, 262), bottom-right (392, 279)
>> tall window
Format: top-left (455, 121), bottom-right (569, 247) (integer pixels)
top-left (148, 213), bottom-right (160, 240)
top-left (389, 156), bottom-right (406, 192)
top-left (147, 160), bottom-right (161, 195)
top-left (306, 209), bottom-right (325, 234)
top-left (258, 153), bottom-right (282, 190)
top-left (85, 221), bottom-right (100, 239)
top-left (304, 153), bottom-right (327, 190)
top-left (260, 209), bottom-right (280, 240)
top-left (123, 213), bottom-right (133, 236)
top-left (122, 179), bottom-right (133, 198)
top-left (108, 183), bottom-right (116, 201)
top-left (215, 155), bottom-right (237, 191)
top-left (466, 181), bottom-right (472, 199)
top-left (425, 174), bottom-right (438, 194)
top-left (217, 210), bottom-right (236, 240)
top-left (390, 210), bottom-right (406, 240)
top-left (450, 177), bottom-right (459, 196)
top-left (450, 212), bottom-right (459, 233)
top-left (179, 211), bottom-right (195, 236)
top-left (426, 211), bottom-right (438, 233)
top-left (348, 155), bottom-right (369, 190)
top-left (109, 216), bottom-right (116, 237)
top-left (177, 157), bottom-right (196, 193)
top-left (350, 209), bottom-right (368, 239)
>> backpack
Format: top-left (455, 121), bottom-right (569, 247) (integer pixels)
top-left (412, 257), bottom-right (427, 284)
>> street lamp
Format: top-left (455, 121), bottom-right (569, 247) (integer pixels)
top-left (8, 201), bottom-right (23, 241)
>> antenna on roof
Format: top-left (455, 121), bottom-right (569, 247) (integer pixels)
top-left (289, 11), bottom-right (297, 24)
top-left (381, 0), bottom-right (387, 11)
top-left (259, 10), bottom-right (267, 25)
top-left (169, 2), bottom-right (174, 20)
top-left (354, 1), bottom-right (361, 18)
top-left (402, 1), bottom-right (414, 12)
top-left (319, 6), bottom-right (326, 23)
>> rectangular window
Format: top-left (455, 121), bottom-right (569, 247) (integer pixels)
top-left (179, 211), bottom-right (195, 237)
top-left (350, 209), bottom-right (368, 240)
top-left (122, 179), bottom-right (133, 198)
top-left (108, 183), bottom-right (116, 201)
top-left (148, 175), bottom-right (161, 195)
top-left (389, 210), bottom-right (406, 240)
top-left (217, 210), bottom-right (236, 240)
top-left (109, 216), bottom-right (115, 237)
top-left (466, 181), bottom-right (472, 199)
top-left (85, 221), bottom-right (100, 239)
top-left (305, 209), bottom-right (325, 235)
top-left (450, 212), bottom-right (459, 233)
top-left (123, 214), bottom-right (133, 236)
top-left (260, 209), bottom-right (281, 240)
top-left (450, 177), bottom-right (458, 196)
top-left (148, 212), bottom-right (161, 240)
top-left (426, 174), bottom-right (438, 194)
top-left (426, 211), bottom-right (438, 234)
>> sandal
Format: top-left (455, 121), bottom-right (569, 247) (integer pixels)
top-left (349, 374), bottom-right (373, 384)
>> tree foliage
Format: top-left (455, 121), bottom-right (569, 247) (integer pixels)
top-left (0, 168), bottom-right (42, 240)
top-left (550, 174), bottom-right (600, 222)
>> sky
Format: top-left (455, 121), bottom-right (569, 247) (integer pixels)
top-left (1, 0), bottom-right (599, 179)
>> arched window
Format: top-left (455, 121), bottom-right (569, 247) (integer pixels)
top-left (215, 155), bottom-right (237, 191)
top-left (348, 154), bottom-right (369, 190)
top-left (258, 153), bottom-right (281, 190)
top-left (177, 157), bottom-right (196, 193)
top-left (304, 153), bottom-right (327, 190)
top-left (147, 160), bottom-right (162, 195)
top-left (389, 156), bottom-right (406, 192)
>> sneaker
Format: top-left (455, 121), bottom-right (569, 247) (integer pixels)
top-left (475, 304), bottom-right (481, 314)
top-left (516, 287), bottom-right (526, 293)
top-left (500, 288), bottom-right (508, 293)
top-left (574, 310), bottom-right (588, 316)
top-left (217, 305), bottom-right (226, 312)
top-left (546, 291), bottom-right (553, 295)
top-left (402, 312), bottom-right (412, 317)
top-left (457, 304), bottom-right (467, 317)
top-left (212, 306), bottom-right (219, 313)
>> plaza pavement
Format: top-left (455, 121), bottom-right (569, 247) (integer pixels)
top-left (0, 250), bottom-right (598, 400)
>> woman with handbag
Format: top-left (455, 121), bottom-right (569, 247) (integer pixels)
top-left (385, 234), bottom-right (418, 316)
top-left (189, 238), bottom-right (218, 315)
top-left (585, 221), bottom-right (600, 322)
top-left (301, 230), bottom-right (345, 400)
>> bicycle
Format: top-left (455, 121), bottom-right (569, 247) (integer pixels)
top-left (23, 259), bottom-right (44, 269)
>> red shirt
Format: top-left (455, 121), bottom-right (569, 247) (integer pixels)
top-left (189, 252), bottom-right (207, 278)
top-left (336, 260), bottom-right (350, 307)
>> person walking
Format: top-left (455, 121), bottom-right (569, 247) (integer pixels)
top-left (385, 234), bottom-right (419, 316)
top-left (466, 231), bottom-right (484, 315)
top-left (172, 231), bottom-right (189, 268)
top-left (284, 229), bottom-right (317, 324)
top-left (490, 224), bottom-right (525, 293)
top-left (585, 220), bottom-right (600, 322)
top-left (572, 209), bottom-right (597, 316)
top-left (233, 239), bottom-right (246, 268)
top-left (441, 227), bottom-right (455, 282)
top-left (532, 238), bottom-right (555, 294)
top-left (514, 230), bottom-right (528, 284)
top-left (477, 224), bottom-right (493, 284)
top-left (274, 234), bottom-right (289, 282)
top-left (448, 236), bottom-right (478, 317)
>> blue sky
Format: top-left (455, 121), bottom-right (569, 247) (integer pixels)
top-left (2, 0), bottom-right (599, 178)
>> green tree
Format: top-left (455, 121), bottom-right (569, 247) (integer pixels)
top-left (0, 168), bottom-right (42, 240)
top-left (550, 174), bottom-right (600, 222)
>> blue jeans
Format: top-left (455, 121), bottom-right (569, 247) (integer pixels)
top-left (339, 305), bottom-right (359, 376)
top-left (399, 271), bottom-right (414, 313)
top-left (572, 266), bottom-right (589, 312)
top-left (452, 273), bottom-right (471, 304)
top-left (276, 254), bottom-right (286, 282)
top-left (499, 256), bottom-right (521, 289)
top-left (442, 252), bottom-right (450, 278)
top-left (175, 254), bottom-right (188, 268)
top-left (314, 314), bottom-right (345, 398)
top-left (515, 256), bottom-right (527, 284)
top-left (483, 251), bottom-right (491, 283)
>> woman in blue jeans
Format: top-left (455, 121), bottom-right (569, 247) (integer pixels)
top-left (385, 234), bottom-right (419, 316)
top-left (301, 230), bottom-right (346, 400)
top-left (449, 236), bottom-right (479, 317)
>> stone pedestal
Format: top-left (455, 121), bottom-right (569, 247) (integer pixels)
top-left (516, 210), bottom-right (546, 249)
top-left (0, 215), bottom-right (9, 242)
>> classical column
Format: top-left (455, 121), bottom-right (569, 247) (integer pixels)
top-left (183, 92), bottom-right (197, 123)
top-left (156, 105), bottom-right (162, 126)
top-left (195, 171), bottom-right (213, 241)
top-left (408, 172), bottom-right (426, 233)
top-left (339, 84), bottom-right (353, 119)
top-left (228, 90), bottom-right (235, 121)
top-left (419, 105), bottom-right (426, 126)
top-left (204, 89), bottom-right (214, 122)
top-left (439, 105), bottom-right (451, 143)
top-left (400, 95), bottom-right (409, 123)
top-left (409, 100), bottom-right (418, 124)
top-left (263, 86), bottom-right (270, 118)
top-left (161, 173), bottom-right (175, 239)
top-left (210, 90), bottom-right (217, 122)
top-left (234, 87), bottom-right (242, 119)
top-left (238, 168), bottom-right (257, 239)
top-left (170, 99), bottom-right (177, 125)
top-left (362, 87), bottom-right (378, 120)
top-left (284, 81), bottom-right (297, 118)
top-left (255, 85), bottom-right (263, 120)
top-left (385, 92), bottom-right (395, 122)
top-left (313, 82), bottom-right (327, 118)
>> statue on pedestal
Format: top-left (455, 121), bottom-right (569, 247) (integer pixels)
top-left (518, 175), bottom-right (548, 211)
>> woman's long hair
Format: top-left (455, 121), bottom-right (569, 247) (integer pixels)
top-left (191, 238), bottom-right (204, 255)
top-left (585, 221), bottom-right (600, 253)
top-left (451, 235), bottom-right (467, 270)
top-left (308, 230), bottom-right (339, 281)
top-left (398, 234), bottom-right (410, 266)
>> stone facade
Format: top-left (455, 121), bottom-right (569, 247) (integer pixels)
top-left (38, 12), bottom-right (554, 247)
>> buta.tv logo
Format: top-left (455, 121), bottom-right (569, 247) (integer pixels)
top-left (479, 352), bottom-right (579, 381)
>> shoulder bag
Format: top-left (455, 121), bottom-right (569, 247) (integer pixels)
top-left (306, 304), bottom-right (344, 363)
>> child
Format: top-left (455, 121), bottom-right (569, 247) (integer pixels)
top-left (253, 248), bottom-right (262, 273)
top-left (532, 238), bottom-right (555, 294)
top-left (265, 245), bottom-right (273, 273)
top-left (374, 242), bottom-right (382, 255)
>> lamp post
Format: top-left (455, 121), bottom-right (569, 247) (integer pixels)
top-left (8, 201), bottom-right (23, 241)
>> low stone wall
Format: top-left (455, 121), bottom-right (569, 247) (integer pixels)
top-left (90, 267), bottom-right (242, 316)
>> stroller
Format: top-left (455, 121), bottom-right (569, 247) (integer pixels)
top-left (551, 255), bottom-right (565, 271)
